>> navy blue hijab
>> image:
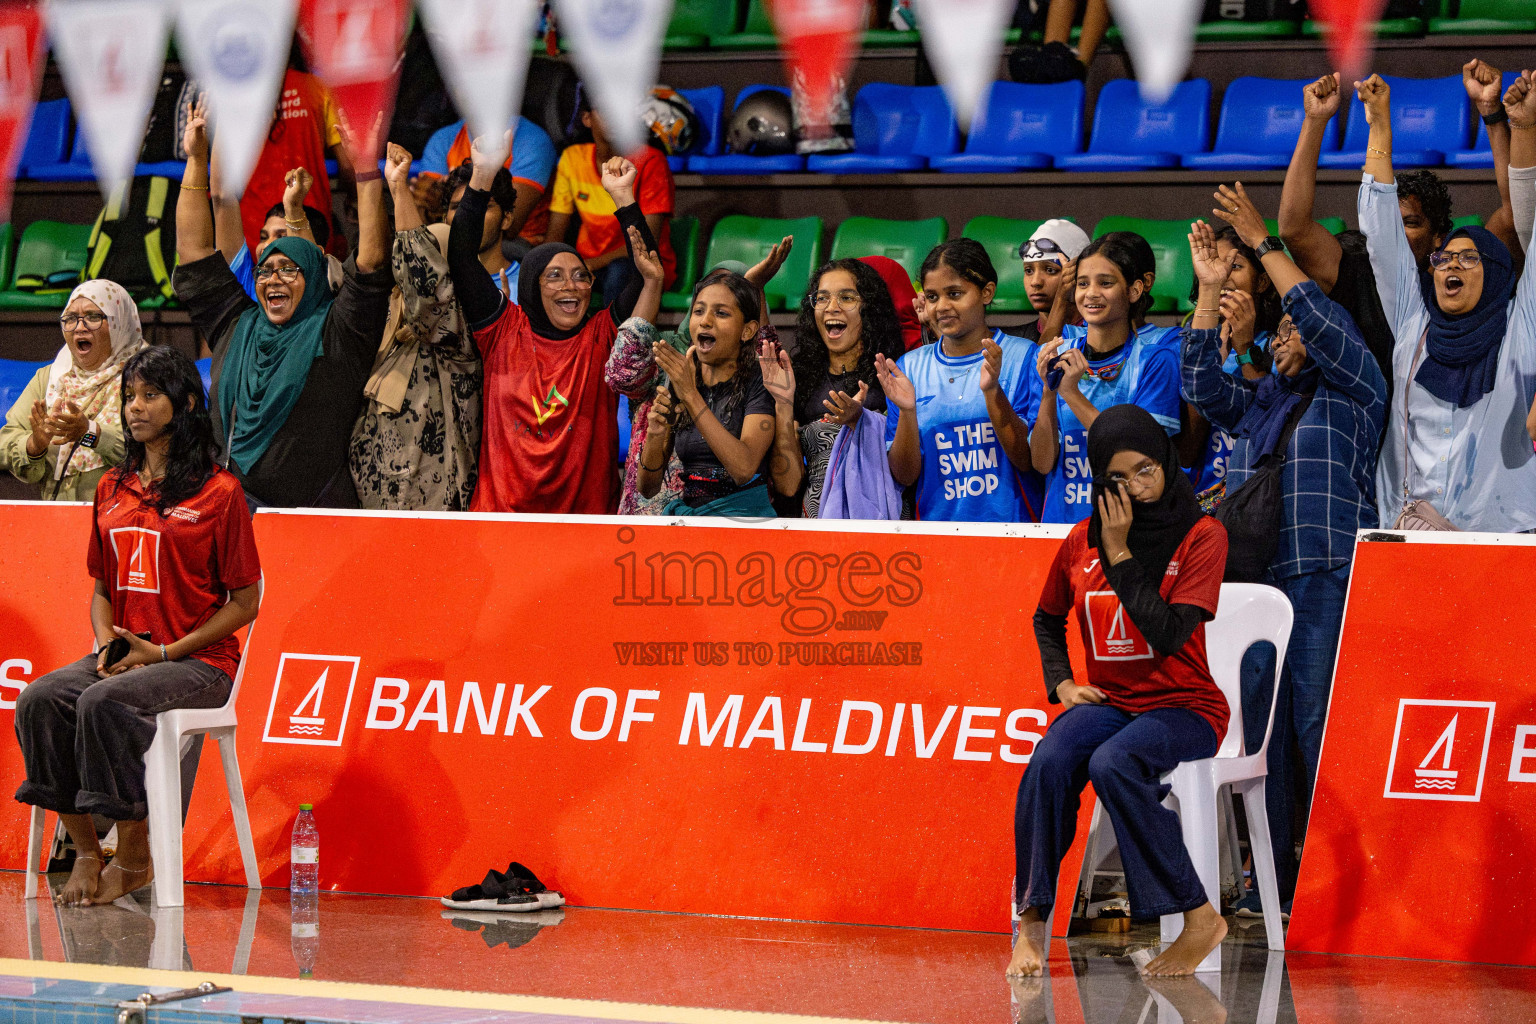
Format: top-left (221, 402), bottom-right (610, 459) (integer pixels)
top-left (1416, 225), bottom-right (1513, 409)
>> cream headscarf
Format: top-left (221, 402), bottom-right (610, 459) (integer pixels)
top-left (45, 280), bottom-right (147, 478)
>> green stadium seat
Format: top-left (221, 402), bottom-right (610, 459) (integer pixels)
top-left (704, 215), bottom-right (824, 310)
top-left (661, 216), bottom-right (702, 312)
top-left (0, 221), bottom-right (91, 310)
top-left (1452, 213), bottom-right (1486, 229)
top-left (1091, 216), bottom-right (1195, 314)
top-left (862, 28), bottom-right (920, 47)
top-left (1429, 0), bottom-right (1536, 33)
top-left (1302, 17), bottom-right (1425, 38)
top-left (711, 0), bottom-right (776, 48)
top-left (1259, 216), bottom-right (1348, 236)
top-left (0, 224), bottom-right (14, 298)
top-left (1195, 19), bottom-right (1302, 40)
top-left (829, 216), bottom-right (947, 282)
top-left (664, 0), bottom-right (737, 47)
top-left (963, 216), bottom-right (1046, 313)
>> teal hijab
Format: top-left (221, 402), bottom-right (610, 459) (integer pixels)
top-left (218, 237), bottom-right (333, 473)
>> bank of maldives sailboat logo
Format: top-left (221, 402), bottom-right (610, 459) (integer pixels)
top-left (1384, 699), bottom-right (1496, 803)
top-left (1414, 715), bottom-right (1461, 790)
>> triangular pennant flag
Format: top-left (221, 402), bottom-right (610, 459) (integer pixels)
top-left (1306, 0), bottom-right (1389, 81)
top-left (45, 0), bottom-right (171, 196)
top-left (556, 0), bottom-right (674, 155)
top-left (768, 0), bottom-right (865, 137)
top-left (911, 0), bottom-right (1012, 129)
top-left (418, 0), bottom-right (542, 147)
top-left (0, 3), bottom-right (45, 222)
top-left (1106, 0), bottom-right (1204, 104)
top-left (297, 0), bottom-right (411, 165)
top-left (174, 0), bottom-right (298, 199)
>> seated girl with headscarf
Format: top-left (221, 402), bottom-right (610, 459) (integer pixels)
top-left (173, 104), bottom-right (392, 511)
top-left (1359, 72), bottom-right (1536, 532)
top-left (448, 131), bottom-right (665, 514)
top-left (1011, 404), bottom-right (1230, 979)
top-left (0, 281), bottom-right (146, 500)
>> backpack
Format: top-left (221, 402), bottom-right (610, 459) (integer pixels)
top-left (1214, 392), bottom-right (1314, 583)
top-left (85, 176), bottom-right (178, 304)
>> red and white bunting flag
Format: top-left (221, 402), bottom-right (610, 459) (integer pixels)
top-left (175, 0), bottom-right (298, 199)
top-left (0, 3), bottom-right (44, 221)
top-left (297, 0), bottom-right (410, 165)
top-left (768, 0), bottom-right (865, 138)
top-left (45, 0), bottom-right (171, 195)
top-left (1106, 0), bottom-right (1204, 104)
top-left (1307, 0), bottom-right (1389, 81)
top-left (556, 0), bottom-right (674, 155)
top-left (418, 0), bottom-right (542, 148)
top-left (912, 0), bottom-right (1012, 128)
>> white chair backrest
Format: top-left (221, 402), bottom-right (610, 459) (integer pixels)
top-left (222, 575), bottom-right (264, 709)
top-left (1204, 583), bottom-right (1294, 759)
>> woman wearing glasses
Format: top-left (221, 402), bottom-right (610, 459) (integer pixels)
top-left (0, 282), bottom-right (146, 500)
top-left (1186, 184), bottom-right (1386, 921)
top-left (173, 102), bottom-right (392, 510)
top-left (1358, 72), bottom-right (1536, 533)
top-left (1031, 234), bottom-right (1183, 524)
top-left (1012, 403), bottom-right (1231, 979)
top-left (758, 259), bottom-right (906, 517)
top-left (448, 133), bottom-right (664, 514)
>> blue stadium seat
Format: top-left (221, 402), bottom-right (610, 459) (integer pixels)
top-left (1445, 70), bottom-right (1521, 169)
top-left (806, 84), bottom-right (958, 173)
top-left (668, 85), bottom-right (725, 172)
top-left (1182, 77), bottom-right (1340, 170)
top-left (1319, 74), bottom-right (1467, 169)
top-left (135, 160), bottom-right (185, 179)
top-left (929, 81), bottom-right (1083, 172)
top-left (1055, 79), bottom-right (1211, 171)
top-left (27, 124), bottom-right (94, 182)
top-left (0, 358), bottom-right (45, 413)
top-left (689, 86), bottom-right (806, 173)
top-left (17, 100), bottom-right (70, 178)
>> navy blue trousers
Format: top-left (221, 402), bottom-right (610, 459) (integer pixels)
top-left (1014, 704), bottom-right (1217, 919)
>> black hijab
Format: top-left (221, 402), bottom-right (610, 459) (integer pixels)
top-left (1086, 404), bottom-right (1205, 581)
top-left (517, 242), bottom-right (596, 341)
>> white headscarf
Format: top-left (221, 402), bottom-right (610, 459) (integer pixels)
top-left (44, 280), bottom-right (147, 478)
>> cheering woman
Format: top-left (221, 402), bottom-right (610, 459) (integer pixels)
top-left (1009, 404), bottom-right (1229, 978)
top-left (14, 347), bottom-right (261, 907)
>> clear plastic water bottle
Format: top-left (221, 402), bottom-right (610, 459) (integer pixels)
top-left (290, 803), bottom-right (319, 895)
top-left (290, 891), bottom-right (319, 977)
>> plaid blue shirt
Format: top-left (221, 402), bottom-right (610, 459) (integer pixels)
top-left (1181, 281), bottom-right (1387, 580)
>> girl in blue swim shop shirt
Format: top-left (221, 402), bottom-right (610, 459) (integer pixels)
top-left (1032, 234), bottom-right (1182, 524)
top-left (879, 239), bottom-right (1043, 522)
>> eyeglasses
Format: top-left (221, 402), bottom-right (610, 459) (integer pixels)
top-left (59, 312), bottom-right (107, 330)
top-left (1103, 462), bottom-right (1161, 489)
top-left (1428, 249), bottom-right (1483, 270)
top-left (812, 290), bottom-right (862, 310)
top-left (255, 265), bottom-right (304, 283)
top-left (1019, 237), bottom-right (1065, 261)
top-left (1274, 321), bottom-right (1298, 344)
top-left (543, 269), bottom-right (594, 286)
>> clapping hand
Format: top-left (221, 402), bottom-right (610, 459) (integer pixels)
top-left (1188, 219), bottom-right (1228, 289)
top-left (757, 338), bottom-right (795, 405)
top-left (874, 353), bottom-right (914, 412)
top-left (1211, 182), bottom-right (1269, 249)
top-left (629, 226), bottom-right (664, 286)
top-left (746, 236), bottom-right (794, 287)
top-left (822, 381), bottom-right (868, 427)
top-left (980, 336), bottom-right (1003, 394)
top-left (654, 341), bottom-right (700, 405)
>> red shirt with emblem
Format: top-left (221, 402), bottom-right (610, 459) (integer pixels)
top-left (469, 302), bottom-right (621, 513)
top-left (1038, 517), bottom-right (1229, 741)
top-left (87, 469), bottom-right (262, 681)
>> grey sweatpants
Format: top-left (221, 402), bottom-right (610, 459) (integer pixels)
top-left (14, 655), bottom-right (231, 821)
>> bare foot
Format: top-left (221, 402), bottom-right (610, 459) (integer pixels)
top-left (1005, 910), bottom-right (1048, 977)
top-left (54, 854), bottom-right (102, 907)
top-left (1143, 904), bottom-right (1227, 977)
top-left (1142, 975), bottom-right (1229, 1024)
top-left (85, 859), bottom-right (153, 906)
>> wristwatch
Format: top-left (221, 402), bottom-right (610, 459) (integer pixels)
top-left (1254, 236), bottom-right (1286, 260)
top-left (1236, 349), bottom-right (1254, 366)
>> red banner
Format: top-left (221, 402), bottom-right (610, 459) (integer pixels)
top-left (0, 3), bottom-right (42, 222)
top-left (1305, 0), bottom-right (1389, 80)
top-left (1289, 535), bottom-right (1536, 967)
top-left (0, 506), bottom-right (1089, 933)
top-left (767, 0), bottom-right (864, 137)
top-left (297, 0), bottom-right (411, 164)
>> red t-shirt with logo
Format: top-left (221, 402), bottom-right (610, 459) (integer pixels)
top-left (1038, 517), bottom-right (1229, 741)
top-left (469, 302), bottom-right (621, 514)
top-left (87, 470), bottom-right (262, 681)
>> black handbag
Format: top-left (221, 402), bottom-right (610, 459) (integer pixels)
top-left (1214, 392), bottom-right (1315, 583)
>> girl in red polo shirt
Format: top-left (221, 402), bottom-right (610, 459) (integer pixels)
top-left (14, 347), bottom-right (261, 908)
top-left (1008, 404), bottom-right (1230, 979)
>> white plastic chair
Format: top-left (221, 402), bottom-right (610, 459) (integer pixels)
top-left (25, 581), bottom-right (264, 908)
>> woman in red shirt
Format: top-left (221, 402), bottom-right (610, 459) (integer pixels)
top-left (1009, 404), bottom-right (1230, 978)
top-left (14, 347), bottom-right (262, 908)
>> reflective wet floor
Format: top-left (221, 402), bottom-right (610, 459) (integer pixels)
top-left (1, 871), bottom-right (1534, 1023)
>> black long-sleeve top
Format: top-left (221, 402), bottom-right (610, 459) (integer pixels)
top-left (1033, 554), bottom-right (1213, 702)
top-left (448, 185), bottom-right (657, 332)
